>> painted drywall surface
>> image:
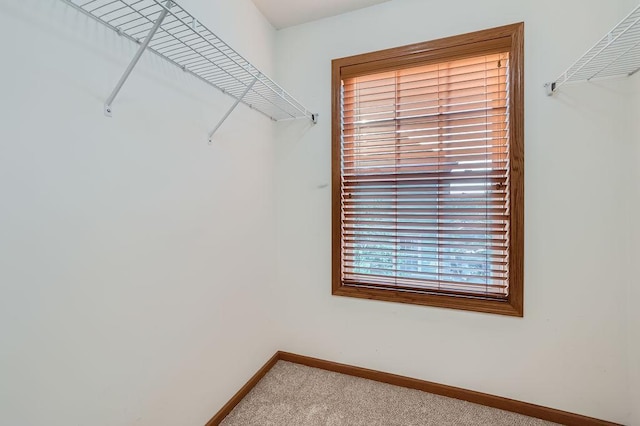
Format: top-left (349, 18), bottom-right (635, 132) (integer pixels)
top-left (629, 73), bottom-right (640, 426)
top-left (0, 0), bottom-right (279, 425)
top-left (274, 0), bottom-right (635, 423)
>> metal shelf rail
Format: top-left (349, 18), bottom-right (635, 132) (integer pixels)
top-left (546, 3), bottom-right (640, 95)
top-left (60, 0), bottom-right (317, 140)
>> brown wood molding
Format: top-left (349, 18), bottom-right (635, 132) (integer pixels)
top-left (205, 352), bottom-right (280, 426)
top-left (331, 23), bottom-right (525, 317)
top-left (207, 350), bottom-right (621, 426)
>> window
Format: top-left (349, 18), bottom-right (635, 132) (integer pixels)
top-left (331, 24), bottom-right (524, 316)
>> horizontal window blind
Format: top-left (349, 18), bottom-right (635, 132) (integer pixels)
top-left (340, 52), bottom-right (511, 298)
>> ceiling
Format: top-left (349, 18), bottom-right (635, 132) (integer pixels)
top-left (252, 0), bottom-right (391, 29)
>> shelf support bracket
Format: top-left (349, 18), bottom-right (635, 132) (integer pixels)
top-left (208, 76), bottom-right (258, 142)
top-left (544, 82), bottom-right (556, 96)
top-left (104, 1), bottom-right (173, 116)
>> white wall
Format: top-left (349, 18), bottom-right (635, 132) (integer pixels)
top-left (629, 73), bottom-right (640, 426)
top-left (274, 0), bottom-right (636, 423)
top-left (0, 0), bottom-right (280, 425)
top-left (1, 0), bottom-right (637, 424)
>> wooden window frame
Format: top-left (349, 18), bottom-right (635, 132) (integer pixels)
top-left (331, 23), bottom-right (524, 317)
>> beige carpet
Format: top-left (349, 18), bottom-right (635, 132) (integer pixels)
top-left (220, 361), bottom-right (558, 426)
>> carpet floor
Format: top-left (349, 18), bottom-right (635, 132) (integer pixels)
top-left (220, 361), bottom-right (558, 426)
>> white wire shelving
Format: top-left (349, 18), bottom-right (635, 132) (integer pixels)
top-left (546, 3), bottom-right (640, 95)
top-left (60, 0), bottom-right (317, 140)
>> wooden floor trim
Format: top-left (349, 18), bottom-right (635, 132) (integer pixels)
top-left (205, 352), bottom-right (280, 426)
top-left (207, 351), bottom-right (621, 426)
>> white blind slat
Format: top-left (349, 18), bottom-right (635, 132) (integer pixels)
top-left (340, 51), bottom-right (511, 298)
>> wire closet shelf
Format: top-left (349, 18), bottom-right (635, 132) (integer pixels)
top-left (546, 3), bottom-right (640, 95)
top-left (61, 0), bottom-right (317, 138)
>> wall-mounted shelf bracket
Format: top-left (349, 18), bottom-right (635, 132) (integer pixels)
top-left (544, 82), bottom-right (556, 96)
top-left (208, 77), bottom-right (258, 142)
top-left (546, 3), bottom-right (640, 96)
top-left (104, 1), bottom-right (173, 116)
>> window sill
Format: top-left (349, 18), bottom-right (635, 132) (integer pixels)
top-left (332, 284), bottom-right (523, 317)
